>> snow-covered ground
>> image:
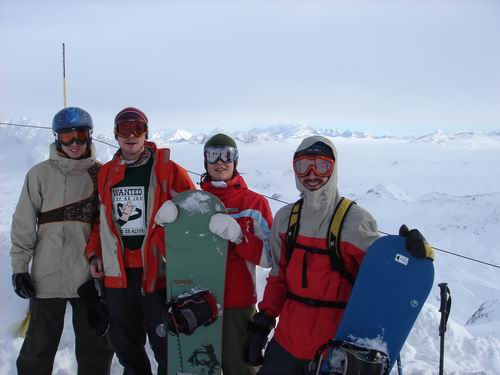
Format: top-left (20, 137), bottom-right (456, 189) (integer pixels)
top-left (1, 122), bottom-right (500, 374)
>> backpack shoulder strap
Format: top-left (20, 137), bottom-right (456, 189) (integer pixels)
top-left (285, 198), bottom-right (303, 262)
top-left (327, 197), bottom-right (356, 285)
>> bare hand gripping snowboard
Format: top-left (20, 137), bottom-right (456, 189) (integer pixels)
top-left (164, 190), bottom-right (228, 375)
top-left (311, 235), bottom-right (434, 375)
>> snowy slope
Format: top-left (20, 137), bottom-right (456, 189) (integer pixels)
top-left (1, 122), bottom-right (500, 374)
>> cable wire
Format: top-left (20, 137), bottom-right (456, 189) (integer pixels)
top-left (1, 122), bottom-right (52, 130)
top-left (2, 120), bottom-right (499, 269)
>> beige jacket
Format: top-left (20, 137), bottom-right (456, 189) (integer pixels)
top-left (10, 143), bottom-right (99, 298)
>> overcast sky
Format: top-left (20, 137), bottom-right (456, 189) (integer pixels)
top-left (1, 0), bottom-right (499, 136)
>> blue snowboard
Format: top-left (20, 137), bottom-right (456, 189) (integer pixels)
top-left (331, 235), bottom-right (434, 372)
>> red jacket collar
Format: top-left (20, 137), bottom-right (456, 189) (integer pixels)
top-left (201, 174), bottom-right (247, 194)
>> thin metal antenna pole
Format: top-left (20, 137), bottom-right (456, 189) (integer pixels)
top-left (63, 43), bottom-right (68, 108)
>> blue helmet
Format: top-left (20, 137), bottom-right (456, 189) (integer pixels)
top-left (52, 107), bottom-right (93, 133)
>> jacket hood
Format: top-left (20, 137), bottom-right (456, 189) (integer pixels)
top-left (294, 136), bottom-right (339, 211)
top-left (49, 142), bottom-right (97, 175)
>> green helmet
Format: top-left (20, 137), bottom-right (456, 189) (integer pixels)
top-left (203, 133), bottom-right (239, 178)
top-left (204, 133), bottom-right (237, 150)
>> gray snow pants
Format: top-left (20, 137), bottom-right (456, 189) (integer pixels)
top-left (222, 306), bottom-right (257, 375)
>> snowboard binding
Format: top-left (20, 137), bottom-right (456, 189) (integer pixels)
top-left (309, 340), bottom-right (389, 375)
top-left (162, 289), bottom-right (219, 336)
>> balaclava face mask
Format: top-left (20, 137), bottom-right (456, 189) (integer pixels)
top-left (293, 136), bottom-right (339, 211)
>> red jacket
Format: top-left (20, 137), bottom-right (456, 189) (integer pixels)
top-left (201, 174), bottom-right (273, 308)
top-left (259, 202), bottom-right (379, 360)
top-left (86, 142), bottom-right (195, 293)
top-left (258, 135), bottom-right (379, 360)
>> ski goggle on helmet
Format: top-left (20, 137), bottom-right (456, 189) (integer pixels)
top-left (293, 155), bottom-right (335, 177)
top-left (52, 107), bottom-right (93, 146)
top-left (57, 128), bottom-right (92, 146)
top-left (114, 107), bottom-right (149, 138)
top-left (204, 146), bottom-right (239, 164)
top-left (114, 119), bottom-right (148, 138)
top-left (293, 141), bottom-right (335, 177)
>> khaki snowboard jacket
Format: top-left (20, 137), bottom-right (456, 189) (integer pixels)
top-left (10, 143), bottom-right (100, 298)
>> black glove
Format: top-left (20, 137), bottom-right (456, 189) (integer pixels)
top-left (244, 310), bottom-right (276, 366)
top-left (12, 273), bottom-right (35, 299)
top-left (399, 224), bottom-right (434, 260)
top-left (77, 279), bottom-right (110, 336)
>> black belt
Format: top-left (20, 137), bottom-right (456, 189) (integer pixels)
top-left (288, 292), bottom-right (347, 309)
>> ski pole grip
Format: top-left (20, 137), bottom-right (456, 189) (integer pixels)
top-left (438, 282), bottom-right (450, 336)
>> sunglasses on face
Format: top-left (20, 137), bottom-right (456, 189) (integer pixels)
top-left (114, 120), bottom-right (148, 138)
top-left (204, 146), bottom-right (238, 164)
top-left (293, 155), bottom-right (335, 177)
top-left (57, 129), bottom-right (91, 146)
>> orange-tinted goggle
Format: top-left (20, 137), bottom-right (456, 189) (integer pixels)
top-left (293, 155), bottom-right (335, 177)
top-left (57, 129), bottom-right (91, 146)
top-left (114, 120), bottom-right (148, 138)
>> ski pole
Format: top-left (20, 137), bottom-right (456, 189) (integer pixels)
top-left (438, 282), bottom-right (451, 375)
top-left (397, 355), bottom-right (403, 375)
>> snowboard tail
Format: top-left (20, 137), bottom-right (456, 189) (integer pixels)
top-left (312, 235), bottom-right (434, 374)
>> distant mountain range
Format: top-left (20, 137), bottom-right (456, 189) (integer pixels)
top-left (2, 118), bottom-right (499, 145)
top-left (139, 125), bottom-right (500, 145)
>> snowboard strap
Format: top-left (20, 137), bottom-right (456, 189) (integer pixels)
top-left (285, 197), bottom-right (356, 288)
top-left (164, 290), bottom-right (219, 336)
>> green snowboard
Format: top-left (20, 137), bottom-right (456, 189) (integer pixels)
top-left (164, 190), bottom-right (228, 375)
